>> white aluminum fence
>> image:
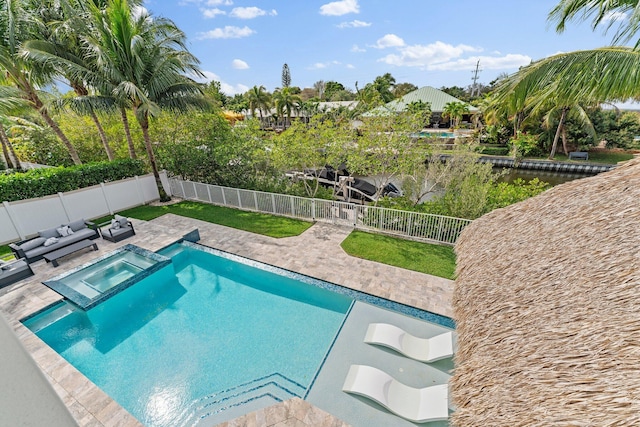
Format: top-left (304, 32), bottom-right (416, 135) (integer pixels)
top-left (1, 173), bottom-right (163, 244)
top-left (169, 178), bottom-right (472, 245)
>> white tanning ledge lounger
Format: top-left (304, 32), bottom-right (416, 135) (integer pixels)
top-left (342, 364), bottom-right (450, 423)
top-left (364, 323), bottom-right (455, 363)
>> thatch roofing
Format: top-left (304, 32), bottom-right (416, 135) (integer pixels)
top-left (451, 157), bottom-right (640, 426)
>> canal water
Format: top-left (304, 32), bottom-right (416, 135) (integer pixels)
top-left (496, 167), bottom-right (597, 186)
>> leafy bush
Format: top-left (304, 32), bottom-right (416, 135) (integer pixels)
top-left (486, 178), bottom-right (550, 211)
top-left (475, 145), bottom-right (510, 156)
top-left (0, 159), bottom-right (145, 202)
top-left (509, 132), bottom-right (544, 157)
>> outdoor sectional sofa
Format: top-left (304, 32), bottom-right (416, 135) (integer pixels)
top-left (9, 219), bottom-right (100, 264)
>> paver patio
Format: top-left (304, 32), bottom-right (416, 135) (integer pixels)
top-left (0, 212), bottom-right (454, 426)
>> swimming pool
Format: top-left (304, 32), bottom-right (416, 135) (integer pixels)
top-left (25, 243), bottom-right (352, 426)
top-left (23, 241), bottom-right (454, 426)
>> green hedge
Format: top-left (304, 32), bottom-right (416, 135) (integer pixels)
top-left (0, 159), bottom-right (146, 202)
top-left (476, 146), bottom-right (510, 156)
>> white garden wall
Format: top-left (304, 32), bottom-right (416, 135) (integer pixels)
top-left (0, 172), bottom-right (167, 244)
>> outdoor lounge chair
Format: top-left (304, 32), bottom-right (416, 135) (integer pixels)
top-left (342, 364), bottom-right (449, 423)
top-left (100, 214), bottom-right (135, 243)
top-left (364, 323), bottom-right (455, 363)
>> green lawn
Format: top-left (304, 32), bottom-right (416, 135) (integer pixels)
top-left (531, 150), bottom-right (634, 164)
top-left (117, 201), bottom-right (313, 238)
top-left (2, 202), bottom-right (458, 278)
top-left (341, 230), bottom-right (457, 280)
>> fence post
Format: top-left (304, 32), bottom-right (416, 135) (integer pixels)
top-left (179, 180), bottom-right (186, 199)
top-left (191, 181), bottom-right (197, 200)
top-left (57, 192), bottom-right (71, 222)
top-left (271, 193), bottom-right (276, 214)
top-left (3, 201), bottom-right (24, 241)
top-left (290, 196), bottom-right (296, 217)
top-left (312, 199), bottom-right (316, 221)
top-left (221, 187), bottom-right (227, 205)
top-left (100, 183), bottom-right (114, 215)
top-left (237, 188), bottom-right (242, 209)
top-left (206, 184), bottom-right (212, 203)
top-left (437, 216), bottom-right (445, 242)
top-left (134, 176), bottom-right (145, 205)
top-left (253, 192), bottom-right (258, 211)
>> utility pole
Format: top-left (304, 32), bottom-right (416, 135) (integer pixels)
top-left (470, 60), bottom-right (482, 97)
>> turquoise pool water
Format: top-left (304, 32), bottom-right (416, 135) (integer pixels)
top-left (24, 244), bottom-right (352, 426)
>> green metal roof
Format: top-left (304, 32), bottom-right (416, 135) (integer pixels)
top-left (365, 86), bottom-right (478, 115)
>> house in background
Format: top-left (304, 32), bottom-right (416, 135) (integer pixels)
top-left (364, 86), bottom-right (478, 128)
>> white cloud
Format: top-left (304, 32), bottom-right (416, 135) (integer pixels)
top-left (230, 7), bottom-right (274, 19)
top-left (179, 0), bottom-right (232, 5)
top-left (197, 71), bottom-right (248, 96)
top-left (377, 40), bottom-right (530, 72)
top-left (337, 20), bottom-right (371, 28)
top-left (309, 60), bottom-right (341, 70)
top-left (232, 59), bottom-right (249, 69)
top-left (602, 11), bottom-right (627, 22)
top-left (351, 44), bottom-right (366, 53)
top-left (131, 5), bottom-right (148, 19)
top-left (202, 8), bottom-right (225, 18)
top-left (346, 64), bottom-right (355, 69)
top-left (197, 26), bottom-right (255, 39)
top-left (372, 34), bottom-right (405, 49)
top-left (320, 0), bottom-right (359, 16)
top-left (428, 54), bottom-right (531, 71)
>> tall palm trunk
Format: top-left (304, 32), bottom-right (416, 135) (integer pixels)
top-left (72, 83), bottom-right (114, 160)
top-left (121, 106), bottom-right (136, 159)
top-left (0, 122), bottom-right (17, 169)
top-left (135, 109), bottom-right (169, 201)
top-left (549, 107), bottom-right (568, 160)
top-left (561, 126), bottom-right (569, 155)
top-left (90, 109), bottom-right (115, 160)
top-left (24, 85), bottom-right (82, 165)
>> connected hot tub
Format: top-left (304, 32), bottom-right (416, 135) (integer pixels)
top-left (43, 244), bottom-right (171, 310)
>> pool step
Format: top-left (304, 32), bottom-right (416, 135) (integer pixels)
top-left (173, 373), bottom-right (306, 426)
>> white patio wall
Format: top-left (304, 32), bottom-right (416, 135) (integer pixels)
top-left (0, 172), bottom-right (167, 244)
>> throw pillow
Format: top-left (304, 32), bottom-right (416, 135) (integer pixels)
top-left (43, 237), bottom-right (59, 247)
top-left (111, 219), bottom-right (121, 230)
top-left (56, 225), bottom-right (74, 237)
top-left (19, 237), bottom-right (47, 251)
top-left (115, 214), bottom-right (128, 228)
top-left (38, 228), bottom-right (59, 239)
top-left (67, 219), bottom-right (86, 232)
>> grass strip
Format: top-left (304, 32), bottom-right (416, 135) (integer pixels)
top-left (341, 230), bottom-right (456, 280)
top-left (118, 201), bottom-right (313, 238)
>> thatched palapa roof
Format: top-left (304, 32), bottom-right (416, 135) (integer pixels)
top-left (451, 157), bottom-right (640, 426)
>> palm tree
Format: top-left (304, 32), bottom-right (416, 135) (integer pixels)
top-left (0, 0), bottom-right (82, 164)
top-left (273, 87), bottom-right (301, 128)
top-left (24, 0), bottom-right (118, 160)
top-left (0, 84), bottom-right (29, 169)
top-left (245, 85), bottom-right (271, 121)
top-left (372, 73), bottom-right (396, 103)
top-left (88, 0), bottom-right (207, 201)
top-left (442, 101), bottom-right (470, 128)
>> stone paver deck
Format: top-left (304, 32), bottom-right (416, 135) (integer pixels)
top-left (0, 213), bottom-right (454, 427)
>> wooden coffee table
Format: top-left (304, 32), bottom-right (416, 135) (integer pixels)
top-left (43, 239), bottom-right (98, 267)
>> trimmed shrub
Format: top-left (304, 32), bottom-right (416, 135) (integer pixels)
top-left (0, 159), bottom-right (146, 202)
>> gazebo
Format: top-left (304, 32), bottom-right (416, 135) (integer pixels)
top-left (451, 157), bottom-right (640, 425)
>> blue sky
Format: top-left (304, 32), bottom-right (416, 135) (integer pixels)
top-left (144, 0), bottom-right (627, 96)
